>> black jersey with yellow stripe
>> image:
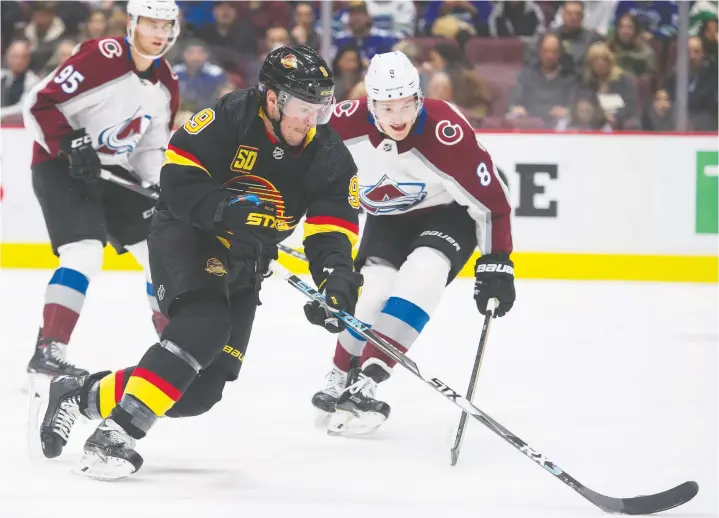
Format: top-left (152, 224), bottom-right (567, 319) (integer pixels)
top-left (158, 88), bottom-right (360, 286)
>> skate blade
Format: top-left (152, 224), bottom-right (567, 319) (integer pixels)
top-left (26, 376), bottom-right (50, 460)
top-left (73, 451), bottom-right (137, 481)
top-left (327, 408), bottom-right (386, 436)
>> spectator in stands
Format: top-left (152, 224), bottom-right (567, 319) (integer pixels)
top-left (1, 1), bottom-right (24, 54)
top-left (362, 0), bottom-right (417, 37)
top-left (332, 45), bottom-right (365, 102)
top-left (82, 10), bottom-right (110, 41)
top-left (107, 7), bottom-right (128, 37)
top-left (235, 2), bottom-right (292, 37)
top-left (195, 1), bottom-right (258, 56)
top-left (489, 1), bottom-right (546, 39)
top-left (419, 1), bottom-right (493, 37)
top-left (41, 38), bottom-right (76, 76)
top-left (529, 0), bottom-right (603, 74)
top-left (642, 88), bottom-right (675, 131)
top-left (608, 13), bottom-right (657, 79)
top-left (24, 2), bottom-right (68, 73)
top-left (1, 39), bottom-right (40, 122)
top-left (556, 92), bottom-right (612, 132)
top-left (582, 42), bottom-right (639, 129)
top-left (427, 71), bottom-right (454, 102)
top-left (509, 33), bottom-right (579, 126)
top-left (265, 26), bottom-right (291, 53)
top-left (689, 1), bottom-right (718, 36)
top-left (551, 1), bottom-right (618, 37)
top-left (290, 2), bottom-right (321, 51)
top-left (334, 1), bottom-right (399, 63)
top-left (174, 39), bottom-right (227, 113)
top-left (699, 18), bottom-right (717, 67)
top-left (425, 42), bottom-right (492, 122)
top-left (613, 1), bottom-right (678, 40)
top-left (665, 36), bottom-right (718, 131)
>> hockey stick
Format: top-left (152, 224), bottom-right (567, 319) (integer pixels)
top-left (99, 169), bottom-right (303, 259)
top-left (449, 296), bottom-right (497, 467)
top-left (269, 260), bottom-right (699, 515)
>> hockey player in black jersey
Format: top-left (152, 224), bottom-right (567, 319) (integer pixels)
top-left (33, 46), bottom-right (363, 480)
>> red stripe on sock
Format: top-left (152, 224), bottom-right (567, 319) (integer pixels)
top-left (361, 332), bottom-right (407, 369)
top-left (114, 370), bottom-right (125, 404)
top-left (333, 339), bottom-right (354, 371)
top-left (41, 303), bottom-right (80, 344)
top-left (132, 367), bottom-right (182, 402)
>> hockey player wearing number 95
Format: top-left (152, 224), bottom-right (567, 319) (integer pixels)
top-left (310, 51), bottom-right (515, 436)
top-left (22, 0), bottom-right (181, 377)
top-left (32, 45), bottom-right (363, 481)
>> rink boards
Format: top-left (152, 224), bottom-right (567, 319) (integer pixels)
top-left (1, 128), bottom-right (717, 282)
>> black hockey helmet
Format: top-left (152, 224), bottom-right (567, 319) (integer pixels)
top-left (259, 45), bottom-right (335, 107)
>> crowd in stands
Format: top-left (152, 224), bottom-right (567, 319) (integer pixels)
top-left (1, 0), bottom-right (717, 132)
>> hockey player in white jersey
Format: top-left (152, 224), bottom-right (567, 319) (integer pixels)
top-left (310, 51), bottom-right (516, 435)
top-left (23, 0), bottom-right (180, 376)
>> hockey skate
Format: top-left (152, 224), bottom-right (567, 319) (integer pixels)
top-left (328, 364), bottom-right (391, 436)
top-left (311, 365), bottom-right (348, 414)
top-left (28, 371), bottom-right (105, 460)
top-left (27, 335), bottom-right (88, 378)
top-left (75, 418), bottom-right (143, 481)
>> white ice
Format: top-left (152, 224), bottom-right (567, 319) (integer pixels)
top-left (0, 269), bottom-right (716, 518)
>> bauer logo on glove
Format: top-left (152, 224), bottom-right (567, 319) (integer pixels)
top-left (474, 253), bottom-right (515, 318)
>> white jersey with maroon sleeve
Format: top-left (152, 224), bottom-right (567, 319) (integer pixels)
top-left (330, 98), bottom-right (512, 255)
top-left (23, 36), bottom-right (179, 184)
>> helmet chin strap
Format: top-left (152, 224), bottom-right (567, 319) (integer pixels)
top-left (264, 100), bottom-right (293, 149)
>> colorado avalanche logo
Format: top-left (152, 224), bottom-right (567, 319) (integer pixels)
top-left (435, 120), bottom-right (463, 145)
top-left (96, 114), bottom-right (152, 155)
top-left (359, 175), bottom-right (427, 215)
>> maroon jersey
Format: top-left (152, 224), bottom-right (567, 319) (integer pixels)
top-left (330, 98), bottom-right (512, 255)
top-left (23, 37), bottom-right (179, 184)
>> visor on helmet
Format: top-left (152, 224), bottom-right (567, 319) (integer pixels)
top-left (277, 89), bottom-right (335, 125)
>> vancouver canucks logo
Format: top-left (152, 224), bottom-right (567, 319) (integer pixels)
top-left (359, 175), bottom-right (427, 215)
top-left (96, 113), bottom-right (152, 155)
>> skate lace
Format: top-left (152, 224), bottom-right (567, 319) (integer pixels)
top-left (324, 368), bottom-right (347, 391)
top-left (345, 372), bottom-right (377, 399)
top-left (52, 396), bottom-right (80, 442)
top-left (101, 420), bottom-right (136, 449)
top-left (46, 342), bottom-right (77, 369)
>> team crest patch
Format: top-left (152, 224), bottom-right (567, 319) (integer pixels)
top-left (435, 120), bottom-right (463, 146)
top-left (281, 54), bottom-right (298, 69)
top-left (205, 258), bottom-right (227, 276)
top-left (359, 175), bottom-right (427, 215)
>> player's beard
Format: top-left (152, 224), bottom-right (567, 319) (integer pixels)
top-left (281, 119), bottom-right (311, 147)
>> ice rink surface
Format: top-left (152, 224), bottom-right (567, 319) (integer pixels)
top-left (0, 269), bottom-right (716, 518)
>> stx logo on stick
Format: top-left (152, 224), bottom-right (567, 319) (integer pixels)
top-left (430, 378), bottom-right (461, 400)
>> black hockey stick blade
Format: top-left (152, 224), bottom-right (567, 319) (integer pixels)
top-left (450, 298), bottom-right (496, 466)
top-left (99, 169), bottom-right (305, 260)
top-left (269, 262), bottom-right (700, 515)
top-left (580, 480), bottom-right (699, 515)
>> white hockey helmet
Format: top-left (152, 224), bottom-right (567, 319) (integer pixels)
top-left (364, 51), bottom-right (424, 129)
top-left (126, 0), bottom-right (180, 59)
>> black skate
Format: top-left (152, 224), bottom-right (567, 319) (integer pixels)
top-left (27, 336), bottom-right (88, 377)
top-left (328, 364), bottom-right (391, 436)
top-left (35, 372), bottom-right (105, 459)
top-left (75, 418), bottom-right (143, 481)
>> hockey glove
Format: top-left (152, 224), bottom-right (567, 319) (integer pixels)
top-left (304, 268), bottom-right (363, 333)
top-left (474, 253), bottom-right (515, 318)
top-left (60, 129), bottom-right (102, 182)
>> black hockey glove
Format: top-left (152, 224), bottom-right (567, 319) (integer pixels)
top-left (474, 253), bottom-right (515, 318)
top-left (215, 195), bottom-right (280, 305)
top-left (304, 268), bottom-right (363, 333)
top-left (59, 129), bottom-right (102, 182)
